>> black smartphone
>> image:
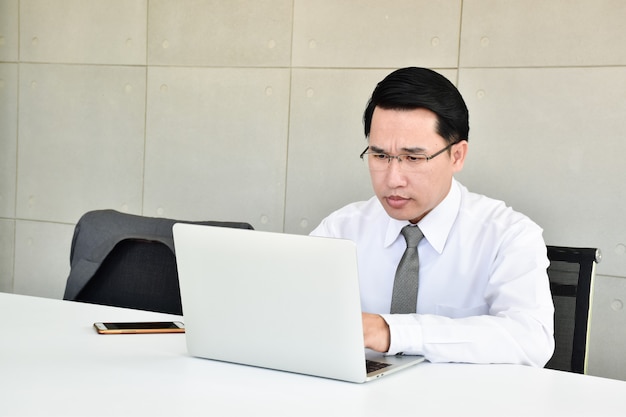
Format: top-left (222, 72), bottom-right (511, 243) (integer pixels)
top-left (93, 321), bottom-right (185, 334)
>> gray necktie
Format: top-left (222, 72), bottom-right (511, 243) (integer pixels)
top-left (390, 225), bottom-right (424, 314)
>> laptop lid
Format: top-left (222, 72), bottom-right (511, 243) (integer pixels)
top-left (173, 223), bottom-right (423, 383)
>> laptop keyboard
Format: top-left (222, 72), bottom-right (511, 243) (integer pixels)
top-left (366, 359), bottom-right (391, 374)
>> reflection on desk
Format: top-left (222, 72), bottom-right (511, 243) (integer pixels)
top-left (1, 292), bottom-right (625, 416)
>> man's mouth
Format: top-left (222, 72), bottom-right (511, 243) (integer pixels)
top-left (385, 195), bottom-right (410, 209)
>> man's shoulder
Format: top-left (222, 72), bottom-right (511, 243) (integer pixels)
top-left (310, 196), bottom-right (385, 238)
top-left (458, 182), bottom-right (540, 230)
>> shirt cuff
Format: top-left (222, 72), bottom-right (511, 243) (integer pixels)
top-left (380, 313), bottom-right (424, 356)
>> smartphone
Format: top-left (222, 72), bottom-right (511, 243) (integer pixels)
top-left (93, 321), bottom-right (185, 334)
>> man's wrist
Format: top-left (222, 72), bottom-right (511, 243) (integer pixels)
top-left (380, 313), bottom-right (423, 356)
top-left (362, 313), bottom-right (391, 352)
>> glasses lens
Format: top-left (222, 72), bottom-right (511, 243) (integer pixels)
top-left (365, 153), bottom-right (426, 172)
top-left (365, 153), bottom-right (388, 171)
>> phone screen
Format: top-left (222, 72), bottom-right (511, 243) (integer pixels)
top-left (93, 321), bottom-right (185, 334)
top-left (102, 322), bottom-right (181, 330)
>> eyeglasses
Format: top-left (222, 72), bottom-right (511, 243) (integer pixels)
top-left (359, 142), bottom-right (457, 172)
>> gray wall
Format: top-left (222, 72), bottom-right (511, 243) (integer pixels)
top-left (1, 0), bottom-right (625, 378)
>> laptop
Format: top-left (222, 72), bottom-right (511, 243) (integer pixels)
top-left (172, 223), bottom-right (425, 383)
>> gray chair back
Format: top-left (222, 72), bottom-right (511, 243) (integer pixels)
top-left (63, 209), bottom-right (253, 315)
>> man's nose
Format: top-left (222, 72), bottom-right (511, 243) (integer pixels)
top-left (385, 157), bottom-right (408, 186)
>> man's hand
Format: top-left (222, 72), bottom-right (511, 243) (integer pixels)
top-left (362, 312), bottom-right (390, 352)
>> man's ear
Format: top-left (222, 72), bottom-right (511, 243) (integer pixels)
top-left (451, 140), bottom-right (468, 173)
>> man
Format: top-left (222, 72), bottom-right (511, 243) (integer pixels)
top-left (310, 67), bottom-right (554, 367)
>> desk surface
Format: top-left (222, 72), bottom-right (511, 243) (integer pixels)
top-left (1, 292), bottom-right (625, 417)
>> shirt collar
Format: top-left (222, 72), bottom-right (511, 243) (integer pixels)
top-left (383, 179), bottom-right (461, 254)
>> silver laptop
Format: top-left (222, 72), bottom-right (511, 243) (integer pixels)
top-left (173, 223), bottom-right (424, 383)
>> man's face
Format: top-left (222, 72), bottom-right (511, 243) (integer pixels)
top-left (367, 107), bottom-right (467, 224)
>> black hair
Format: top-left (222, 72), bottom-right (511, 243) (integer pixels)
top-left (363, 67), bottom-right (469, 144)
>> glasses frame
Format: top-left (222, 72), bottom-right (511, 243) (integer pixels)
top-left (359, 141), bottom-right (458, 169)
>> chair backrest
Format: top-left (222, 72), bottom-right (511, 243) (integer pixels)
top-left (545, 245), bottom-right (601, 373)
top-left (63, 210), bottom-right (253, 315)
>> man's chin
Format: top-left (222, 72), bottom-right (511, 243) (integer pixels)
top-left (381, 202), bottom-right (426, 224)
top-left (382, 206), bottom-right (417, 222)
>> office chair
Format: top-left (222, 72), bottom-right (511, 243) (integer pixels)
top-left (63, 209), bottom-right (253, 315)
top-left (544, 245), bottom-right (601, 373)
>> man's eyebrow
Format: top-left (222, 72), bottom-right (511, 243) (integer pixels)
top-left (368, 145), bottom-right (386, 153)
top-left (400, 146), bottom-right (428, 154)
top-left (368, 145), bottom-right (427, 154)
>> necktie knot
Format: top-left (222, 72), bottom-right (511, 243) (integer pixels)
top-left (401, 225), bottom-right (423, 248)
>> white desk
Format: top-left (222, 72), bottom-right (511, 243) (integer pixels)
top-left (1, 292), bottom-right (625, 417)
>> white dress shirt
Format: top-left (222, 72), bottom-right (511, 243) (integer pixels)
top-left (310, 179), bottom-right (555, 367)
